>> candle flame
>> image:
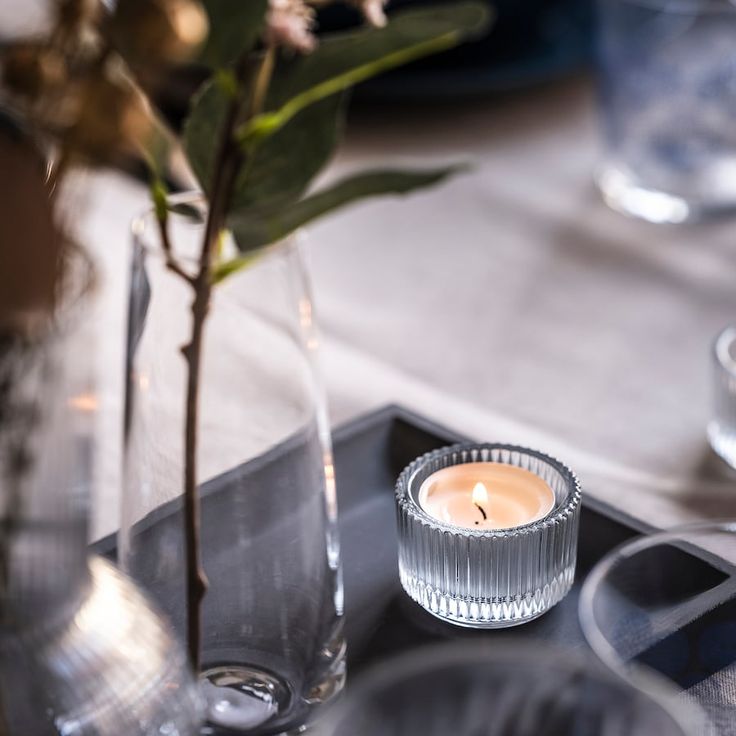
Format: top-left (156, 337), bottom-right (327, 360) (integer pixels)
top-left (472, 482), bottom-right (488, 505)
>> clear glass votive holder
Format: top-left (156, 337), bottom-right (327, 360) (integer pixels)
top-left (709, 326), bottom-right (736, 469)
top-left (395, 444), bottom-right (581, 628)
top-left (596, 0), bottom-right (736, 223)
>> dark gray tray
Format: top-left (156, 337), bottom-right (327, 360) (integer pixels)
top-left (99, 404), bottom-right (736, 693)
top-left (328, 405), bottom-right (736, 689)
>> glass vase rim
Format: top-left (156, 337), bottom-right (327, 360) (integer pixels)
top-left (130, 190), bottom-right (300, 268)
top-left (323, 639), bottom-right (700, 736)
top-left (396, 442), bottom-right (582, 538)
top-left (579, 518), bottom-right (736, 656)
top-left (604, 0), bottom-right (736, 14)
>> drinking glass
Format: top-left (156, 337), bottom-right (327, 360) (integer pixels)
top-left (120, 195), bottom-right (345, 734)
top-left (318, 640), bottom-right (702, 736)
top-left (580, 522), bottom-right (736, 735)
top-left (709, 326), bottom-right (736, 469)
top-left (596, 0), bottom-right (736, 223)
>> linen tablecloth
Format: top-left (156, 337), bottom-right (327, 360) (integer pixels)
top-left (83, 76), bottom-right (736, 541)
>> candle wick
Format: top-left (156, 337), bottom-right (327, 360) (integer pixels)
top-left (474, 502), bottom-right (487, 521)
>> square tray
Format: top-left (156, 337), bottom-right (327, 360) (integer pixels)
top-left (99, 404), bottom-right (736, 697)
top-left (326, 406), bottom-right (736, 690)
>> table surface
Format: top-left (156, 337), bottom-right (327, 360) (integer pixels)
top-left (80, 76), bottom-right (736, 540)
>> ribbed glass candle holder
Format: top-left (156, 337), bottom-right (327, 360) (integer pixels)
top-left (396, 444), bottom-right (582, 628)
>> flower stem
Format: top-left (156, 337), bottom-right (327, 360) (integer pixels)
top-left (181, 65), bottom-right (249, 670)
top-left (181, 286), bottom-right (210, 671)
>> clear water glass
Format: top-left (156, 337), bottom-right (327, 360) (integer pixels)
top-left (596, 0), bottom-right (736, 223)
top-left (121, 195), bottom-right (344, 734)
top-left (709, 326), bottom-right (736, 468)
top-left (318, 640), bottom-right (702, 736)
top-left (579, 522), bottom-right (736, 735)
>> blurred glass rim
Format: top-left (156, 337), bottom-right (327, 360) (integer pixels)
top-left (714, 327), bottom-right (736, 376)
top-left (318, 639), bottom-right (703, 736)
top-left (130, 190), bottom-right (303, 268)
top-left (579, 519), bottom-right (736, 675)
top-left (602, 0), bottom-right (736, 13)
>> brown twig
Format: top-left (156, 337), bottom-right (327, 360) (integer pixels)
top-left (179, 40), bottom-right (278, 670)
top-left (180, 59), bottom-right (255, 670)
top-left (181, 284), bottom-right (210, 671)
top-left (156, 212), bottom-right (195, 286)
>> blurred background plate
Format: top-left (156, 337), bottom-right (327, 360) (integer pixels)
top-left (318, 0), bottom-right (594, 101)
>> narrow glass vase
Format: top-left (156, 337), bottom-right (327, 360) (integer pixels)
top-left (121, 195), bottom-right (345, 735)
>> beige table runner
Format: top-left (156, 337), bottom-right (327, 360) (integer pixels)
top-left (82, 76), bottom-right (736, 541)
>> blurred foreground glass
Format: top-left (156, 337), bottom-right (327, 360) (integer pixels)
top-left (596, 0), bottom-right (736, 223)
top-left (121, 196), bottom-right (344, 734)
top-left (709, 327), bottom-right (736, 468)
top-left (0, 249), bottom-right (201, 735)
top-left (318, 641), bottom-right (701, 736)
top-left (580, 522), bottom-right (736, 735)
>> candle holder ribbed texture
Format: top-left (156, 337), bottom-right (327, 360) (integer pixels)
top-left (396, 444), bottom-right (581, 628)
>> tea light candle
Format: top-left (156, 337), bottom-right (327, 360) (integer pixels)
top-left (418, 463), bottom-right (555, 530)
top-left (395, 444), bottom-right (581, 629)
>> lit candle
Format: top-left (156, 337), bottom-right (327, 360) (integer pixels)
top-left (418, 462), bottom-right (555, 530)
top-left (397, 445), bottom-right (581, 628)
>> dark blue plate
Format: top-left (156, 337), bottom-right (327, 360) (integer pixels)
top-left (318, 0), bottom-right (594, 101)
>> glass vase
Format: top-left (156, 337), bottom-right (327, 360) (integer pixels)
top-left (121, 195), bottom-right (345, 734)
top-left (0, 247), bottom-right (202, 735)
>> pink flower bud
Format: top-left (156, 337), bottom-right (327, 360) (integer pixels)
top-left (266, 0), bottom-right (317, 53)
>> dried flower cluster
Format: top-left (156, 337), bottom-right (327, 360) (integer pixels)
top-left (266, 0), bottom-right (317, 52)
top-left (266, 0), bottom-right (388, 54)
top-left (353, 0), bottom-right (388, 27)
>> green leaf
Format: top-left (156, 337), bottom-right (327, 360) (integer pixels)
top-left (211, 251), bottom-right (262, 284)
top-left (183, 80), bottom-right (346, 208)
top-left (238, 2), bottom-right (492, 146)
top-left (182, 2), bottom-right (489, 225)
top-left (229, 166), bottom-right (463, 250)
top-left (231, 92), bottom-right (346, 211)
top-left (151, 178), bottom-right (168, 222)
top-left (182, 78), bottom-right (228, 193)
top-left (199, 0), bottom-right (268, 67)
